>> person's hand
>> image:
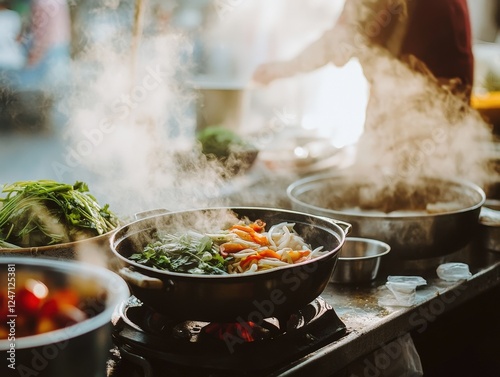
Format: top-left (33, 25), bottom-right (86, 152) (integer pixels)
top-left (252, 61), bottom-right (290, 85)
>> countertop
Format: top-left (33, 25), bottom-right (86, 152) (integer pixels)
top-left (267, 245), bottom-right (500, 377)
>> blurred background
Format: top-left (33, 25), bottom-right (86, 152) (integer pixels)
top-left (0, 0), bottom-right (499, 213)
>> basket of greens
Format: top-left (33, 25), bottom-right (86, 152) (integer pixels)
top-left (196, 125), bottom-right (259, 177)
top-left (0, 180), bottom-right (120, 260)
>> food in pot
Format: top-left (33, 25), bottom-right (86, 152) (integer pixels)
top-left (0, 180), bottom-right (119, 248)
top-left (129, 218), bottom-right (324, 274)
top-left (195, 125), bottom-right (259, 177)
top-left (307, 178), bottom-right (478, 216)
top-left (196, 125), bottom-right (252, 159)
top-left (0, 279), bottom-right (92, 338)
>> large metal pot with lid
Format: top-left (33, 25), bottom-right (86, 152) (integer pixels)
top-left (110, 207), bottom-right (350, 322)
top-left (287, 173), bottom-right (486, 261)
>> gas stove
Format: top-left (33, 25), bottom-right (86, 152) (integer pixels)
top-left (108, 296), bottom-right (347, 377)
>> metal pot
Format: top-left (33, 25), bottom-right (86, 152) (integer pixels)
top-left (0, 257), bottom-right (129, 377)
top-left (287, 173), bottom-right (486, 260)
top-left (110, 207), bottom-right (350, 322)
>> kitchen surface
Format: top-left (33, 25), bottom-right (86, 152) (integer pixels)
top-left (102, 221), bottom-right (500, 377)
top-left (1, 1), bottom-right (500, 377)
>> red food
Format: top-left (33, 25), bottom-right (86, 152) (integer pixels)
top-left (0, 284), bottom-right (88, 339)
top-left (17, 287), bottom-right (42, 315)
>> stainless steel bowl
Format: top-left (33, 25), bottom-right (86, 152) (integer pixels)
top-left (331, 237), bottom-right (391, 284)
top-left (0, 257), bottom-right (129, 377)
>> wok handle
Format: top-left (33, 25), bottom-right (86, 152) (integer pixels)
top-left (320, 217), bottom-right (352, 236)
top-left (118, 267), bottom-right (165, 290)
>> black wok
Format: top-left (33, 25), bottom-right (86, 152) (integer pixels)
top-left (110, 207), bottom-right (350, 322)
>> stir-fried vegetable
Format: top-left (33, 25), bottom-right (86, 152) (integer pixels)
top-left (0, 180), bottom-right (119, 248)
top-left (130, 231), bottom-right (227, 275)
top-left (130, 218), bottom-right (325, 275)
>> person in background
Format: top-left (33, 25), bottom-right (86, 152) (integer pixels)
top-left (8, 0), bottom-right (72, 93)
top-left (253, 0), bottom-right (477, 178)
top-left (0, 0), bottom-right (72, 133)
top-left (0, 0), bottom-right (25, 72)
top-left (253, 0), bottom-right (474, 101)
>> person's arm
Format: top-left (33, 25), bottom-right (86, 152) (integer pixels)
top-left (252, 28), bottom-right (342, 84)
top-left (252, 1), bottom-right (357, 85)
top-left (253, 0), bottom-right (407, 85)
top-left (27, 0), bottom-right (50, 66)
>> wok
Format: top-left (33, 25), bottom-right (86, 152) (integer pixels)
top-left (110, 207), bottom-right (350, 322)
top-left (287, 173), bottom-right (486, 260)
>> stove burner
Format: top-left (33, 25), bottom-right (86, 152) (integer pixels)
top-left (111, 296), bottom-right (347, 377)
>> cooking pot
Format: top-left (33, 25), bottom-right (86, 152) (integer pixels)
top-left (0, 257), bottom-right (129, 377)
top-left (287, 173), bottom-right (486, 260)
top-left (110, 207), bottom-right (350, 322)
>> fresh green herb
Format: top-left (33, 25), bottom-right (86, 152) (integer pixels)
top-left (0, 180), bottom-right (119, 248)
top-left (130, 231), bottom-right (228, 275)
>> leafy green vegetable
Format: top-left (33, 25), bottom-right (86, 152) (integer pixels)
top-left (130, 231), bottom-right (228, 275)
top-left (196, 125), bottom-right (259, 177)
top-left (0, 180), bottom-right (119, 248)
top-left (196, 125), bottom-right (253, 158)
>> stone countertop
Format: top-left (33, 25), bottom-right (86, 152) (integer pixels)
top-left (268, 246), bottom-right (500, 377)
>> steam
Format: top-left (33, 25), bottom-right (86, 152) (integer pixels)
top-left (58, 12), bottom-right (233, 217)
top-left (351, 45), bottom-right (494, 187)
top-left (251, 8), bottom-right (498, 192)
top-left (55, 0), bottom-right (498, 222)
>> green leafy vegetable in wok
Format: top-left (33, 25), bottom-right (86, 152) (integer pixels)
top-left (0, 180), bottom-right (119, 248)
top-left (130, 231), bottom-right (228, 275)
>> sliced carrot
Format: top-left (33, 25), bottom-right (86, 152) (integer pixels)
top-left (258, 249), bottom-right (281, 260)
top-left (285, 250), bottom-right (311, 263)
top-left (240, 255), bottom-right (262, 269)
top-left (230, 224), bottom-right (254, 233)
top-left (249, 220), bottom-right (266, 232)
top-left (230, 229), bottom-right (254, 242)
top-left (230, 224), bottom-right (269, 246)
top-left (220, 243), bottom-right (248, 254)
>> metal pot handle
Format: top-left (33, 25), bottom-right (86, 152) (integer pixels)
top-left (118, 267), bottom-right (165, 290)
top-left (318, 217), bottom-right (352, 236)
top-left (134, 208), bottom-right (171, 220)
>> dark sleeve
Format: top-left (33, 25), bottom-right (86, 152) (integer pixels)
top-left (400, 0), bottom-right (474, 87)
